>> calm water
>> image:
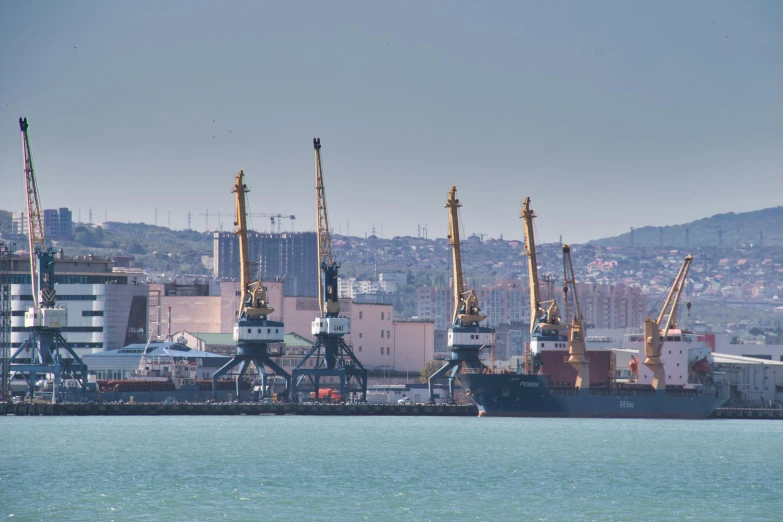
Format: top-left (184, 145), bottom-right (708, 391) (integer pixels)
top-left (1, 416), bottom-right (781, 521)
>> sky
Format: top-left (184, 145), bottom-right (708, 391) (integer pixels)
top-left (1, 1), bottom-right (782, 244)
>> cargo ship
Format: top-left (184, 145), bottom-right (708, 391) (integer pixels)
top-left (458, 198), bottom-right (729, 418)
top-left (458, 340), bottom-right (729, 419)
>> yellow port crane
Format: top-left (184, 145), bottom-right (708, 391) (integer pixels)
top-left (643, 255), bottom-right (693, 391)
top-left (428, 186), bottom-right (493, 402)
top-left (211, 170), bottom-right (290, 400)
top-left (520, 197), bottom-right (566, 374)
top-left (521, 197), bottom-right (562, 337)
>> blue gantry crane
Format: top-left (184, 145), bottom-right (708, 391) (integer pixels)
top-left (427, 187), bottom-right (494, 402)
top-left (211, 171), bottom-right (291, 400)
top-left (292, 138), bottom-right (367, 402)
top-left (7, 118), bottom-right (88, 402)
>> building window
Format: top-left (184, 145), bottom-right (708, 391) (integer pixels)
top-left (381, 330), bottom-right (384, 338)
top-left (386, 330), bottom-right (390, 339)
top-left (381, 312), bottom-right (384, 320)
top-left (359, 333), bottom-right (363, 339)
top-left (386, 347), bottom-right (390, 355)
top-left (82, 310), bottom-right (104, 317)
top-left (359, 311), bottom-right (363, 320)
top-left (248, 329), bottom-right (252, 333)
top-left (380, 347), bottom-right (383, 355)
top-left (359, 346), bottom-right (362, 352)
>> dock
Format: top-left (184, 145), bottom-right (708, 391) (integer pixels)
top-left (0, 401), bottom-right (479, 417)
top-left (710, 407), bottom-right (783, 420)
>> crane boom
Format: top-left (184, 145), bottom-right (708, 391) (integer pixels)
top-left (233, 171), bottom-right (273, 318)
top-left (563, 244), bottom-right (589, 387)
top-left (521, 197), bottom-right (541, 333)
top-left (20, 118), bottom-right (47, 308)
top-left (562, 244), bottom-right (582, 323)
top-left (446, 187), bottom-right (464, 323)
top-left (656, 255), bottom-right (693, 335)
top-left (446, 187), bottom-right (485, 326)
top-left (314, 138), bottom-right (339, 317)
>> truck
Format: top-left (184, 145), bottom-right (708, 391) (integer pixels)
top-left (310, 388), bottom-right (341, 403)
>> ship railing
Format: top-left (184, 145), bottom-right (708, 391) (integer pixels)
top-left (549, 386), bottom-right (579, 396)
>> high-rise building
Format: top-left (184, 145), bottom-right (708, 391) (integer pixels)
top-left (12, 208), bottom-right (73, 241)
top-left (578, 284), bottom-right (646, 330)
top-left (213, 231), bottom-right (318, 297)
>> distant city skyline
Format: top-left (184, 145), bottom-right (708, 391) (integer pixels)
top-left (2, 1), bottom-right (782, 244)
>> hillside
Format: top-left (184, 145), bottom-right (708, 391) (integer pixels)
top-left (590, 207), bottom-right (783, 248)
top-left (59, 222), bottom-right (214, 278)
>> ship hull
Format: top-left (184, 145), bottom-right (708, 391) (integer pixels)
top-left (457, 373), bottom-right (728, 419)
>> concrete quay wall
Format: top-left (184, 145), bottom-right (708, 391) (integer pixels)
top-left (1, 402), bottom-right (478, 417)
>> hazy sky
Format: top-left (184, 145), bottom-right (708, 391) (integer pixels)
top-left (1, 1), bottom-right (782, 244)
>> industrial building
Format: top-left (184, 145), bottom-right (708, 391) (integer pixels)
top-left (213, 231), bottom-right (318, 297)
top-left (9, 254), bottom-right (148, 355)
top-left (152, 279), bottom-right (433, 373)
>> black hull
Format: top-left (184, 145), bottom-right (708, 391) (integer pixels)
top-left (457, 373), bottom-right (729, 419)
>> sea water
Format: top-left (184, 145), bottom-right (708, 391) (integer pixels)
top-left (1, 416), bottom-right (781, 521)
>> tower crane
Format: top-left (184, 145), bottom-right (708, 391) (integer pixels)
top-left (292, 138), bottom-right (367, 402)
top-left (427, 186), bottom-right (493, 402)
top-left (562, 244), bottom-right (589, 388)
top-left (211, 171), bottom-right (291, 400)
top-left (521, 197), bottom-right (566, 373)
top-left (266, 214), bottom-right (296, 233)
top-left (643, 255), bottom-right (693, 391)
top-left (7, 117), bottom-right (88, 402)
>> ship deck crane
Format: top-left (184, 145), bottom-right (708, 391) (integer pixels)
top-left (643, 255), bottom-right (693, 391)
top-left (521, 197), bottom-right (566, 374)
top-left (562, 244), bottom-right (589, 388)
top-left (7, 117), bottom-right (88, 402)
top-left (292, 138), bottom-right (367, 402)
top-left (428, 187), bottom-right (493, 402)
top-left (211, 171), bottom-right (291, 400)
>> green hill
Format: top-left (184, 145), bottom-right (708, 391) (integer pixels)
top-left (590, 207), bottom-right (783, 248)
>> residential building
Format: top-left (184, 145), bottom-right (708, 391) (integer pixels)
top-left (12, 208), bottom-right (73, 241)
top-left (213, 231), bottom-right (318, 297)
